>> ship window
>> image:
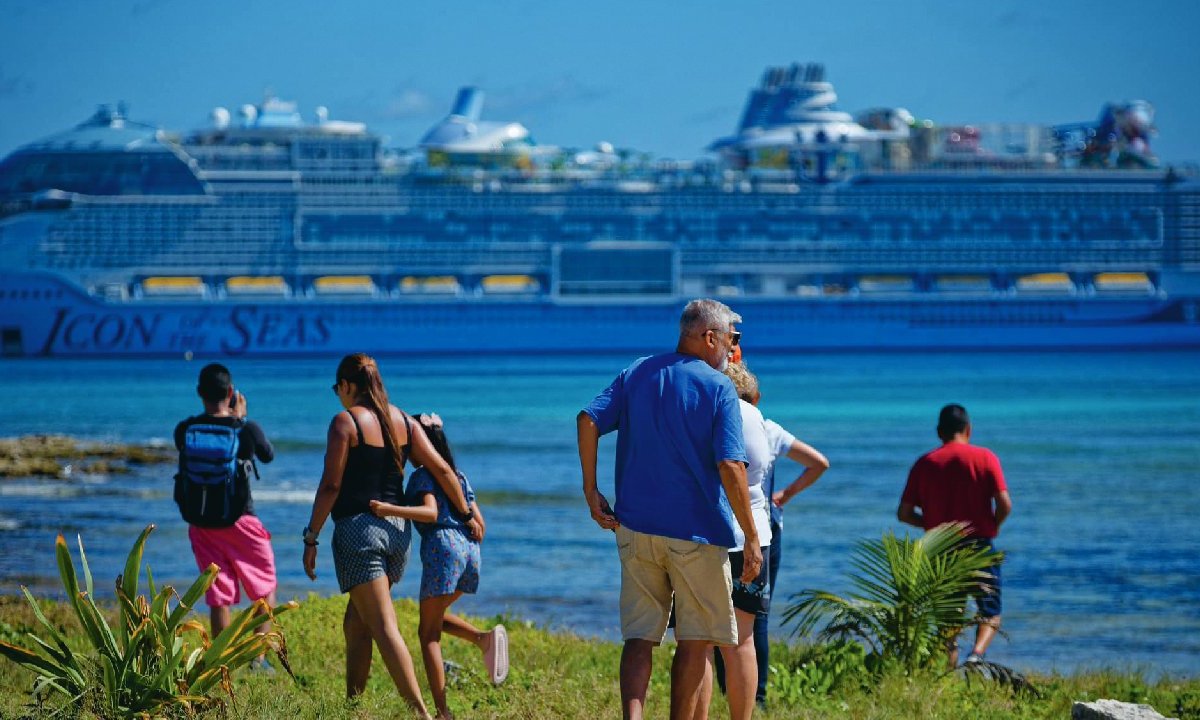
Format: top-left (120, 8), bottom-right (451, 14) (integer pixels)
top-left (1, 328), bottom-right (22, 356)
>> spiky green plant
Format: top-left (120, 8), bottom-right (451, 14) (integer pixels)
top-left (0, 523), bottom-right (297, 717)
top-left (782, 522), bottom-right (1001, 673)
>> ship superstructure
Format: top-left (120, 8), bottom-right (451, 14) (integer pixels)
top-left (1, 66), bottom-right (1198, 356)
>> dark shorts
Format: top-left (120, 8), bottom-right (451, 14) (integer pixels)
top-left (961, 539), bottom-right (1003, 618)
top-left (332, 513), bottom-right (411, 594)
top-left (729, 546), bottom-right (771, 615)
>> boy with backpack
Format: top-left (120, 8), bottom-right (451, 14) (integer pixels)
top-left (174, 363), bottom-right (277, 670)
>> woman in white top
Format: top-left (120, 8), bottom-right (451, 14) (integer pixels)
top-left (693, 361), bottom-right (776, 720)
top-left (699, 361), bottom-right (829, 718)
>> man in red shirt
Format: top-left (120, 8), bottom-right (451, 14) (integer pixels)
top-left (897, 404), bottom-right (1013, 665)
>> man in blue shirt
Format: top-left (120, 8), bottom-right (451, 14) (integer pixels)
top-left (578, 298), bottom-right (762, 720)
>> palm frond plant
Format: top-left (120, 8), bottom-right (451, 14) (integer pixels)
top-left (0, 523), bottom-right (298, 718)
top-left (782, 522), bottom-right (1001, 674)
top-left (961, 656), bottom-right (1041, 697)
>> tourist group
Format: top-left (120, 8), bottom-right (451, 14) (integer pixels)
top-left (173, 298), bottom-right (1010, 720)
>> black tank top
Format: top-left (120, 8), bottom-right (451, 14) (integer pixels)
top-left (330, 409), bottom-right (410, 521)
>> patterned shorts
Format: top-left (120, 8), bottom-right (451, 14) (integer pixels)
top-left (332, 513), bottom-right (411, 594)
top-left (418, 527), bottom-right (480, 600)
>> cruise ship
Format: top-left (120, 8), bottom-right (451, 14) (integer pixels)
top-left (1, 64), bottom-right (1198, 357)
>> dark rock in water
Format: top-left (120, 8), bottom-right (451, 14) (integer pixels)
top-left (1072, 699), bottom-right (1178, 720)
top-left (0, 434), bottom-right (173, 478)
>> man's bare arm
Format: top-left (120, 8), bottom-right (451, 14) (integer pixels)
top-left (994, 491), bottom-right (1012, 529)
top-left (718, 459), bottom-right (762, 583)
top-left (577, 412), bottom-right (618, 530)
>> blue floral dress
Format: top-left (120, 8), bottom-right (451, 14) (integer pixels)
top-left (406, 467), bottom-right (481, 600)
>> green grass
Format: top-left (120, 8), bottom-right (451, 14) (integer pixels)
top-left (2, 594), bottom-right (1197, 719)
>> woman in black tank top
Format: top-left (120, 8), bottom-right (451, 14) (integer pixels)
top-left (329, 410), bottom-right (410, 521)
top-left (301, 353), bottom-right (481, 714)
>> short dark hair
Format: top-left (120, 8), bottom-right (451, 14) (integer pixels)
top-left (197, 363), bottom-right (232, 403)
top-left (937, 403), bottom-right (970, 440)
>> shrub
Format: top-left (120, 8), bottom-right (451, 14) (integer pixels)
top-left (769, 639), bottom-right (869, 703)
top-left (0, 524), bottom-right (297, 718)
top-left (783, 522), bottom-right (1001, 673)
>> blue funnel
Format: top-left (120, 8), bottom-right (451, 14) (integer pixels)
top-left (450, 87), bottom-right (484, 122)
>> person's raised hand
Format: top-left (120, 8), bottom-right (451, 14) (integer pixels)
top-left (230, 391), bottom-right (247, 419)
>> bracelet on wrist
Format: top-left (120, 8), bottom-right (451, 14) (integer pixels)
top-left (302, 525), bottom-right (320, 544)
top-left (303, 539), bottom-right (318, 547)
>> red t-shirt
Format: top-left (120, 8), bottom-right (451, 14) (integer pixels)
top-left (901, 441), bottom-right (1007, 539)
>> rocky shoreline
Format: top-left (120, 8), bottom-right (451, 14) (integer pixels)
top-left (0, 434), bottom-right (174, 479)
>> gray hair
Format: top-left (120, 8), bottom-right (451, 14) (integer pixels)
top-left (679, 298), bottom-right (742, 336)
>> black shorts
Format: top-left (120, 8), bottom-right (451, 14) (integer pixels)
top-left (729, 546), bottom-right (771, 615)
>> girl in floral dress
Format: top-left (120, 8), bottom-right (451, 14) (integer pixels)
top-left (370, 413), bottom-right (507, 720)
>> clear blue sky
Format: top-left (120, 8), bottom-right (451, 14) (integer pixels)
top-left (2, 0), bottom-right (1198, 162)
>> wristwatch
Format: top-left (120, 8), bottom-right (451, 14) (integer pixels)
top-left (302, 526), bottom-right (319, 546)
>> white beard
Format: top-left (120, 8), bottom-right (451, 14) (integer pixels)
top-left (717, 355), bottom-right (729, 372)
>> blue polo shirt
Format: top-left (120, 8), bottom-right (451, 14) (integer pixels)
top-left (583, 352), bottom-right (747, 547)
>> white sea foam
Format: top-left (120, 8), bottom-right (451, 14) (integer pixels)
top-left (0, 483), bottom-right (80, 498)
top-left (251, 489), bottom-right (314, 504)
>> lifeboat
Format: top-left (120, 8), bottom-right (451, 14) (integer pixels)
top-left (1016, 273), bottom-right (1074, 293)
top-left (857, 275), bottom-right (913, 293)
top-left (400, 276), bottom-right (462, 295)
top-left (481, 275), bottom-right (539, 294)
top-left (226, 276), bottom-right (288, 296)
top-left (313, 276), bottom-right (376, 295)
top-left (141, 277), bottom-right (207, 298)
top-left (1094, 272), bottom-right (1153, 293)
top-left (935, 275), bottom-right (992, 293)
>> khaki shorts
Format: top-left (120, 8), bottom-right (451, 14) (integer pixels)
top-left (615, 526), bottom-right (736, 646)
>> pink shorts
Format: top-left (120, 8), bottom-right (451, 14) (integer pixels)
top-left (188, 514), bottom-right (278, 608)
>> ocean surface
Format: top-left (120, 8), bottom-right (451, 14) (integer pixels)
top-left (1, 351), bottom-right (1198, 677)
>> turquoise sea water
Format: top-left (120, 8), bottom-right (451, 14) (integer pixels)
top-left (1, 351), bottom-right (1198, 676)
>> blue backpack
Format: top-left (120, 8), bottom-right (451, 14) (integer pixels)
top-left (176, 420), bottom-right (250, 527)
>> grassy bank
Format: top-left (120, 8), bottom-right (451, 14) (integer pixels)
top-left (1, 594), bottom-right (1197, 719)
